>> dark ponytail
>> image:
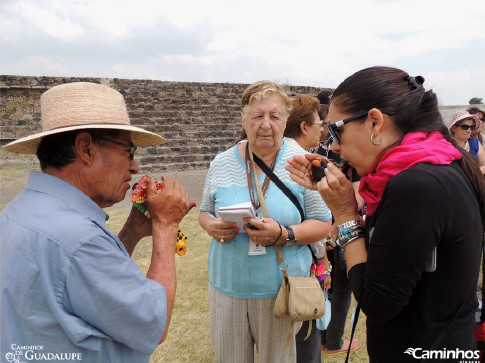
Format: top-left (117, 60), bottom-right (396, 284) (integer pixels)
top-left (331, 66), bottom-right (485, 226)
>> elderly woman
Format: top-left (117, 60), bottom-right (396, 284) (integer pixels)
top-left (286, 67), bottom-right (485, 362)
top-left (198, 81), bottom-right (332, 362)
top-left (449, 110), bottom-right (485, 174)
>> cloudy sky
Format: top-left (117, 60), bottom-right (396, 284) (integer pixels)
top-left (1, 0), bottom-right (484, 105)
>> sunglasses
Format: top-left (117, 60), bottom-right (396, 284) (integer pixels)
top-left (99, 136), bottom-right (137, 160)
top-left (328, 110), bottom-right (395, 144)
top-left (457, 124), bottom-right (475, 131)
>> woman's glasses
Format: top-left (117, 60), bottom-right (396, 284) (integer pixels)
top-left (328, 110), bottom-right (395, 144)
top-left (458, 124), bottom-right (475, 131)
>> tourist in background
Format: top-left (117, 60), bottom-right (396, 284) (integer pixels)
top-left (449, 110), bottom-right (485, 175)
top-left (283, 93), bottom-right (331, 363)
top-left (468, 106), bottom-right (485, 146)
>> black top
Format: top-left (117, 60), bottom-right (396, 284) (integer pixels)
top-left (349, 162), bottom-right (482, 362)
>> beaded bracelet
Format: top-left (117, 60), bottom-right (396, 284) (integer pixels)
top-left (268, 221), bottom-right (282, 246)
top-left (343, 233), bottom-right (366, 246)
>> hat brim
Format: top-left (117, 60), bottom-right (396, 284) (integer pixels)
top-left (2, 124), bottom-right (166, 154)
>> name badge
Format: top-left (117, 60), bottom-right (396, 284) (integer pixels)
top-left (249, 240), bottom-right (266, 255)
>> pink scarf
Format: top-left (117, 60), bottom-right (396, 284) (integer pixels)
top-left (359, 131), bottom-right (462, 217)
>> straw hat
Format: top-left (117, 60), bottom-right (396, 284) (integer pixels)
top-left (448, 110), bottom-right (481, 131)
top-left (2, 82), bottom-right (166, 154)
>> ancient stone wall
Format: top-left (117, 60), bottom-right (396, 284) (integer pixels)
top-left (0, 75), bottom-right (327, 171)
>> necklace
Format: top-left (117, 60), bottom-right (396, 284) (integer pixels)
top-left (463, 140), bottom-right (469, 150)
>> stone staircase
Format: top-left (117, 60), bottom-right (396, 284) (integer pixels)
top-left (1, 75), bottom-right (327, 171)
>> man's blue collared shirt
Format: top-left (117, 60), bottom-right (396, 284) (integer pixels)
top-left (0, 171), bottom-right (167, 362)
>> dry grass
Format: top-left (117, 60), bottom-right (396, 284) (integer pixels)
top-left (1, 167), bottom-right (370, 362)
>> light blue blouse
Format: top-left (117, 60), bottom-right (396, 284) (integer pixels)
top-left (0, 171), bottom-right (166, 363)
top-left (200, 141), bottom-right (332, 298)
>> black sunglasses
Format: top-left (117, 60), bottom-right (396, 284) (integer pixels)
top-left (457, 124), bottom-right (475, 131)
top-left (328, 110), bottom-right (396, 144)
top-left (99, 136), bottom-right (137, 160)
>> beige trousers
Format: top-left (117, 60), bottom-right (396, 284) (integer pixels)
top-left (209, 285), bottom-right (301, 363)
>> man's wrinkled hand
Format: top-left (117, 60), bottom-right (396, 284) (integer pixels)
top-left (146, 176), bottom-right (189, 226)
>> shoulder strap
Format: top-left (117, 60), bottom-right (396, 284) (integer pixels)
top-left (345, 305), bottom-right (360, 363)
top-left (249, 147), bottom-right (289, 278)
top-left (251, 152), bottom-right (305, 223)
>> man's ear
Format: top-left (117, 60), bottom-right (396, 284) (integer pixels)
top-left (300, 121), bottom-right (308, 136)
top-left (74, 132), bottom-right (95, 166)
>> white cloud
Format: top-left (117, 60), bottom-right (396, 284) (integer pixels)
top-left (1, 0), bottom-right (484, 105)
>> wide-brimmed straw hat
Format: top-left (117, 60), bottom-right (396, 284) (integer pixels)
top-left (2, 82), bottom-right (166, 154)
top-left (448, 110), bottom-right (481, 131)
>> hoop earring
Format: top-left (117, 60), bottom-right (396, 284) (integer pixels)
top-left (370, 133), bottom-right (382, 145)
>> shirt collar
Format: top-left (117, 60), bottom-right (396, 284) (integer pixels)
top-left (26, 170), bottom-right (109, 225)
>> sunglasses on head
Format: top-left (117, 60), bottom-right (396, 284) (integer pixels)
top-left (328, 110), bottom-right (395, 144)
top-left (457, 124), bottom-right (475, 131)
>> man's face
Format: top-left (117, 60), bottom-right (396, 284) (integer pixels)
top-left (91, 131), bottom-right (139, 208)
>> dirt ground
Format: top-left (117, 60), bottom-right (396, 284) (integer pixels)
top-left (0, 167), bottom-right (209, 213)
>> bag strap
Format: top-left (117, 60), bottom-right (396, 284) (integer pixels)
top-left (481, 243), bottom-right (485, 323)
top-left (251, 151), bottom-right (305, 223)
top-left (345, 305), bottom-right (360, 363)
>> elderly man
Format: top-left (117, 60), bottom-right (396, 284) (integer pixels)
top-left (0, 82), bottom-right (189, 362)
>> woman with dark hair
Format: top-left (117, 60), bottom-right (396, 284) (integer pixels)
top-left (286, 66), bottom-right (485, 362)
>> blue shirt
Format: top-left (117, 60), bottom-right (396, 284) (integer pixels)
top-left (0, 171), bottom-right (166, 363)
top-left (200, 141), bottom-right (332, 298)
top-left (469, 137), bottom-right (479, 160)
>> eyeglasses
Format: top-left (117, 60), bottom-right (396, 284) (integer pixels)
top-left (328, 110), bottom-right (395, 144)
top-left (312, 120), bottom-right (324, 127)
top-left (99, 136), bottom-right (137, 160)
top-left (457, 124), bottom-right (475, 131)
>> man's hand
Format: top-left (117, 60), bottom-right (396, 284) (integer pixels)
top-left (146, 176), bottom-right (189, 230)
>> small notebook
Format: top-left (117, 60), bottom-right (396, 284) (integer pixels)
top-left (218, 202), bottom-right (260, 232)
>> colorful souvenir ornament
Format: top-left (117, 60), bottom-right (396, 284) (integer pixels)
top-left (131, 175), bottom-right (195, 256)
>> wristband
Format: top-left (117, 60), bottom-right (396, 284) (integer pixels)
top-left (336, 219), bottom-right (365, 247)
top-left (268, 221), bottom-right (283, 246)
top-left (286, 227), bottom-right (297, 245)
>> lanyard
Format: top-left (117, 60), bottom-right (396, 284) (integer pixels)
top-left (244, 142), bottom-right (277, 212)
